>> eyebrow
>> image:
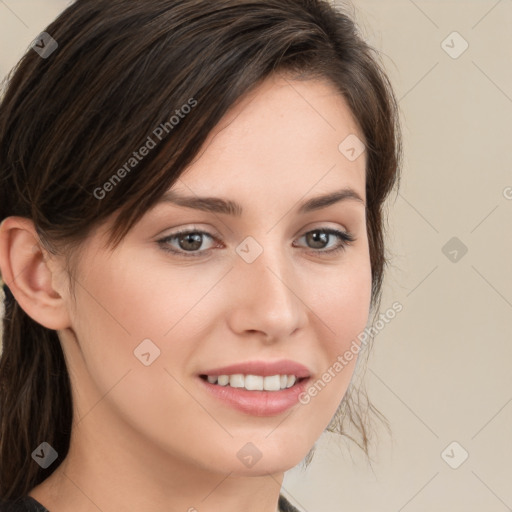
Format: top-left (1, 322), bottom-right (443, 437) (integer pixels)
top-left (157, 187), bottom-right (365, 216)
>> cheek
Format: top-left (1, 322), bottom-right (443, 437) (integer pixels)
top-left (67, 256), bottom-right (221, 446)
top-left (68, 249), bottom-right (226, 398)
top-left (305, 246), bottom-right (372, 343)
top-left (295, 248), bottom-right (372, 415)
top-left (74, 248), bottom-right (212, 343)
top-left (336, 257), bottom-right (372, 336)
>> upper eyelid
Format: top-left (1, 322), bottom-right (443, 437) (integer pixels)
top-left (160, 225), bottom-right (351, 240)
top-left (161, 220), bottom-right (352, 236)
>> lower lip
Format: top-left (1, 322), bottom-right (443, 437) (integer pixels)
top-left (198, 376), bottom-right (310, 416)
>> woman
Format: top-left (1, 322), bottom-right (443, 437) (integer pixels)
top-left (0, 0), bottom-right (401, 510)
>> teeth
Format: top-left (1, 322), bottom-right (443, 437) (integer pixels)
top-left (217, 375), bottom-right (230, 386)
top-left (263, 375), bottom-right (281, 391)
top-left (205, 374), bottom-right (300, 391)
top-left (245, 374), bottom-right (263, 390)
top-left (286, 375), bottom-right (296, 388)
top-left (229, 374), bottom-right (244, 388)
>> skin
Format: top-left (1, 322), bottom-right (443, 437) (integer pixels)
top-left (0, 74), bottom-right (371, 512)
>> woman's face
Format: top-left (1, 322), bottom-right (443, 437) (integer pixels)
top-left (59, 74), bottom-right (371, 476)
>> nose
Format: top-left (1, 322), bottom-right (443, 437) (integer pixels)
top-left (226, 240), bottom-right (308, 343)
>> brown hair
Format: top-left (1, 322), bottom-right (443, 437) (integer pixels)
top-left (0, 0), bottom-right (401, 500)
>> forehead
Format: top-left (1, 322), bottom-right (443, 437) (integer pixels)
top-left (176, 74), bottom-right (366, 201)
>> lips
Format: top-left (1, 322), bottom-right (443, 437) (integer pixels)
top-left (197, 360), bottom-right (312, 416)
top-left (200, 360), bottom-right (311, 378)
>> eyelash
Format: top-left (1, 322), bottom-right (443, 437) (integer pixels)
top-left (157, 227), bottom-right (356, 258)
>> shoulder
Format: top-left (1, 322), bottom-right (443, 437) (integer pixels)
top-left (0, 497), bottom-right (49, 512)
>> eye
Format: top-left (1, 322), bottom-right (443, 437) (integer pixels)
top-left (158, 229), bottom-right (219, 257)
top-left (293, 228), bottom-right (355, 255)
top-left (157, 226), bottom-right (356, 259)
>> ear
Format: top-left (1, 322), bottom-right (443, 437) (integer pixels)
top-left (0, 216), bottom-right (71, 330)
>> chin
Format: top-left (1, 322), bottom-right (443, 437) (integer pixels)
top-left (224, 437), bottom-right (315, 476)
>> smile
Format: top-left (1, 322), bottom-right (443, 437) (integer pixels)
top-left (201, 373), bottom-right (300, 391)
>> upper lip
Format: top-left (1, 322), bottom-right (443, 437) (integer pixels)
top-left (200, 360), bottom-right (311, 378)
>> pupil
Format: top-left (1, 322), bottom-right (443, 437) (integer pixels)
top-left (308, 231), bottom-right (327, 249)
top-left (180, 233), bottom-right (202, 251)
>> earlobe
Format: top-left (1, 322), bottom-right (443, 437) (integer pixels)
top-left (0, 216), bottom-right (71, 330)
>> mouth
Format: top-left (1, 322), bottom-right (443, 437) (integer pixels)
top-left (197, 360), bottom-right (312, 416)
top-left (198, 359), bottom-right (312, 416)
top-left (199, 373), bottom-right (308, 391)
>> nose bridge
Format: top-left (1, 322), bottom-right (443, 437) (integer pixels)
top-left (255, 252), bottom-right (292, 307)
top-left (248, 232), bottom-right (293, 292)
top-left (230, 234), bottom-right (306, 338)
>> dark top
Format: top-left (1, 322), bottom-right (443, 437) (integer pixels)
top-left (0, 497), bottom-right (49, 512)
top-left (0, 494), bottom-right (299, 511)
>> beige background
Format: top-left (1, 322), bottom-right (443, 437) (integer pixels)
top-left (1, 1), bottom-right (511, 511)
